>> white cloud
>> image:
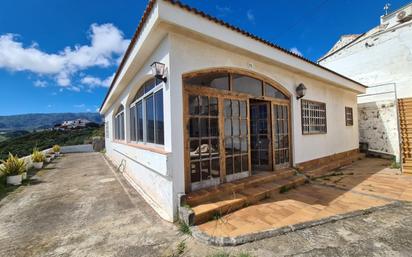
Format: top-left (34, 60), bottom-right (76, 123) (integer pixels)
top-left (74, 104), bottom-right (85, 108)
top-left (290, 47), bottom-right (303, 57)
top-left (34, 80), bottom-right (47, 88)
top-left (246, 10), bottom-right (255, 23)
top-left (0, 23), bottom-right (129, 89)
top-left (81, 73), bottom-right (114, 88)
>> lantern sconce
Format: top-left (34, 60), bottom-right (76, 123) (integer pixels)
top-left (296, 83), bottom-right (307, 100)
top-left (150, 61), bottom-right (167, 83)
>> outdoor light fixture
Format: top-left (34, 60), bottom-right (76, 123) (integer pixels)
top-left (151, 61), bottom-right (167, 83)
top-left (296, 83), bottom-right (307, 100)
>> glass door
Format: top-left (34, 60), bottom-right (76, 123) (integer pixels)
top-left (250, 101), bottom-right (271, 172)
top-left (188, 95), bottom-right (221, 191)
top-left (273, 103), bottom-right (290, 169)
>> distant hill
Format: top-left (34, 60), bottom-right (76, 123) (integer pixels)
top-left (0, 113), bottom-right (102, 131)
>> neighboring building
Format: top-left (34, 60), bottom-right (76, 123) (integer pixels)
top-left (319, 2), bottom-right (412, 169)
top-left (100, 0), bottom-right (365, 222)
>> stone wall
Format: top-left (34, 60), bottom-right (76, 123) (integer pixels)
top-left (358, 100), bottom-right (399, 160)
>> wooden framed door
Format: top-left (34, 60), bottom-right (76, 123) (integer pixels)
top-left (273, 103), bottom-right (291, 169)
top-left (250, 101), bottom-right (272, 172)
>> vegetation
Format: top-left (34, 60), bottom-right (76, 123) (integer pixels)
top-left (0, 112), bottom-right (102, 131)
top-left (0, 126), bottom-right (103, 160)
top-left (31, 149), bottom-right (45, 163)
top-left (0, 153), bottom-right (26, 176)
top-left (52, 145), bottom-right (61, 153)
top-left (178, 220), bottom-right (191, 235)
top-left (0, 130), bottom-right (30, 142)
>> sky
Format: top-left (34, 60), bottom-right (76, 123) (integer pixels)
top-left (0, 0), bottom-right (410, 115)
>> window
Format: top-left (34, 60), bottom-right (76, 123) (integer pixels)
top-left (114, 105), bottom-right (125, 140)
top-left (184, 72), bottom-right (229, 90)
top-left (184, 72), bottom-right (289, 100)
top-left (301, 100), bottom-right (327, 134)
top-left (188, 95), bottom-right (220, 183)
top-left (232, 74), bottom-right (263, 97)
top-left (345, 107), bottom-right (353, 126)
top-left (129, 78), bottom-right (164, 145)
top-left (224, 99), bottom-right (249, 175)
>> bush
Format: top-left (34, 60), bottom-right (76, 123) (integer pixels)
top-left (52, 145), bottom-right (61, 153)
top-left (31, 149), bottom-right (45, 163)
top-left (0, 153), bottom-right (26, 176)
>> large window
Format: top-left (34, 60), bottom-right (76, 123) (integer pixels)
top-left (129, 78), bottom-right (164, 145)
top-left (301, 99), bottom-right (327, 134)
top-left (114, 105), bottom-right (125, 140)
top-left (184, 72), bottom-right (289, 100)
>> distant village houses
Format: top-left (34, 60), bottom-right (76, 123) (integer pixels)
top-left (55, 119), bottom-right (92, 130)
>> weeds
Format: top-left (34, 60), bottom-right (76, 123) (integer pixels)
top-left (178, 220), bottom-right (191, 235)
top-left (212, 212), bottom-right (222, 220)
top-left (207, 252), bottom-right (230, 257)
top-left (390, 161), bottom-right (401, 169)
top-left (177, 241), bottom-right (186, 255)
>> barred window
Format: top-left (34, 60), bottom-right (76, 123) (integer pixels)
top-left (301, 100), bottom-right (327, 134)
top-left (114, 105), bottom-right (125, 140)
top-left (345, 107), bottom-right (353, 126)
top-left (129, 78), bottom-right (164, 145)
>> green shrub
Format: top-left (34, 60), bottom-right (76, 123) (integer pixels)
top-left (178, 221), bottom-right (191, 235)
top-left (52, 145), bottom-right (61, 153)
top-left (31, 149), bottom-right (45, 163)
top-left (0, 153), bottom-right (26, 176)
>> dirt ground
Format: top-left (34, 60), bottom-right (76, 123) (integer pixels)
top-left (1, 153), bottom-right (412, 257)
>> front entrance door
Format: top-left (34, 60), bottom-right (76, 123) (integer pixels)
top-left (250, 100), bottom-right (271, 172)
top-left (273, 104), bottom-right (291, 169)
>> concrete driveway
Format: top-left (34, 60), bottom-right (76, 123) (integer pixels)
top-left (1, 153), bottom-right (412, 257)
top-left (0, 153), bottom-right (179, 257)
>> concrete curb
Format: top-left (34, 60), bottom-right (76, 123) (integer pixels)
top-left (192, 201), bottom-right (403, 246)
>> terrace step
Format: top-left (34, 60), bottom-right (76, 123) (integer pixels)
top-left (190, 174), bottom-right (307, 225)
top-left (185, 169), bottom-right (295, 207)
top-left (304, 153), bottom-right (365, 179)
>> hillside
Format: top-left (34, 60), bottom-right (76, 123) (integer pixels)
top-left (0, 112), bottom-right (102, 131)
top-left (0, 126), bottom-right (104, 160)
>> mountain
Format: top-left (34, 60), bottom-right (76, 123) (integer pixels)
top-left (0, 113), bottom-right (102, 131)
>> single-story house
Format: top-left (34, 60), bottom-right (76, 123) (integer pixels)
top-left (100, 0), bottom-right (366, 222)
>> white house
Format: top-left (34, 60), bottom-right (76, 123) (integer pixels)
top-left (319, 2), bottom-right (412, 170)
top-left (100, 0), bottom-right (366, 222)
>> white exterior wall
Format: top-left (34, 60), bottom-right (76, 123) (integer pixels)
top-left (319, 17), bottom-right (412, 160)
top-left (104, 36), bottom-right (177, 222)
top-left (169, 32), bottom-right (359, 170)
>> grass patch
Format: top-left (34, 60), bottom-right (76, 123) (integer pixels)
top-left (237, 253), bottom-right (253, 257)
top-left (177, 241), bottom-right (186, 255)
top-left (279, 185), bottom-right (295, 194)
top-left (178, 221), bottom-right (191, 235)
top-left (212, 212), bottom-right (222, 220)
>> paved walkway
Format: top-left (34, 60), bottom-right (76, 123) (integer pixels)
top-left (0, 153), bottom-right (179, 257)
top-left (1, 153), bottom-right (412, 256)
top-left (197, 158), bottom-right (412, 238)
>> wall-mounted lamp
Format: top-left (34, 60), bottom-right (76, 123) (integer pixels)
top-left (151, 61), bottom-right (167, 83)
top-left (296, 83), bottom-right (307, 100)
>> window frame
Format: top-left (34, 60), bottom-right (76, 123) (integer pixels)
top-left (301, 99), bottom-right (327, 135)
top-left (129, 79), bottom-right (164, 147)
top-left (114, 106), bottom-right (125, 141)
top-left (345, 106), bottom-right (353, 126)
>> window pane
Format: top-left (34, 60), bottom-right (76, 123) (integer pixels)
top-left (200, 118), bottom-right (209, 137)
top-left (189, 118), bottom-right (199, 138)
top-left (201, 160), bottom-right (210, 180)
top-left (232, 74), bottom-right (263, 96)
top-left (234, 156), bottom-right (242, 174)
top-left (146, 95), bottom-right (155, 143)
top-left (242, 155), bottom-right (249, 172)
top-left (240, 101), bottom-right (247, 118)
top-left (130, 106), bottom-right (136, 141)
top-left (224, 99), bottom-right (231, 117)
top-left (232, 100), bottom-right (239, 117)
top-left (199, 96), bottom-right (209, 116)
top-left (154, 90), bottom-right (164, 145)
top-left (225, 137), bottom-right (233, 155)
top-left (264, 83), bottom-right (288, 99)
top-left (233, 137), bottom-right (241, 154)
top-left (210, 118), bottom-right (219, 137)
top-left (211, 159), bottom-right (220, 178)
top-left (143, 78), bottom-right (156, 93)
top-left (137, 102), bottom-right (143, 141)
top-left (210, 138), bottom-right (219, 158)
top-left (210, 97), bottom-right (218, 116)
top-left (189, 95), bottom-right (199, 115)
top-left (226, 157), bottom-right (233, 175)
top-left (190, 161), bottom-right (200, 183)
top-left (190, 139), bottom-right (200, 160)
top-left (184, 73), bottom-right (229, 90)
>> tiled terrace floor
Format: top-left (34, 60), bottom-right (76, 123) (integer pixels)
top-left (198, 158), bottom-right (412, 238)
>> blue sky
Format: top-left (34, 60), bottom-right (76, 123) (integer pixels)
top-left (0, 0), bottom-right (409, 115)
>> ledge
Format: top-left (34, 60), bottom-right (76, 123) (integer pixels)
top-left (113, 140), bottom-right (170, 155)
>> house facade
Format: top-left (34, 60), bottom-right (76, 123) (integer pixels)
top-left (319, 2), bottom-right (412, 164)
top-left (100, 0), bottom-right (365, 222)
